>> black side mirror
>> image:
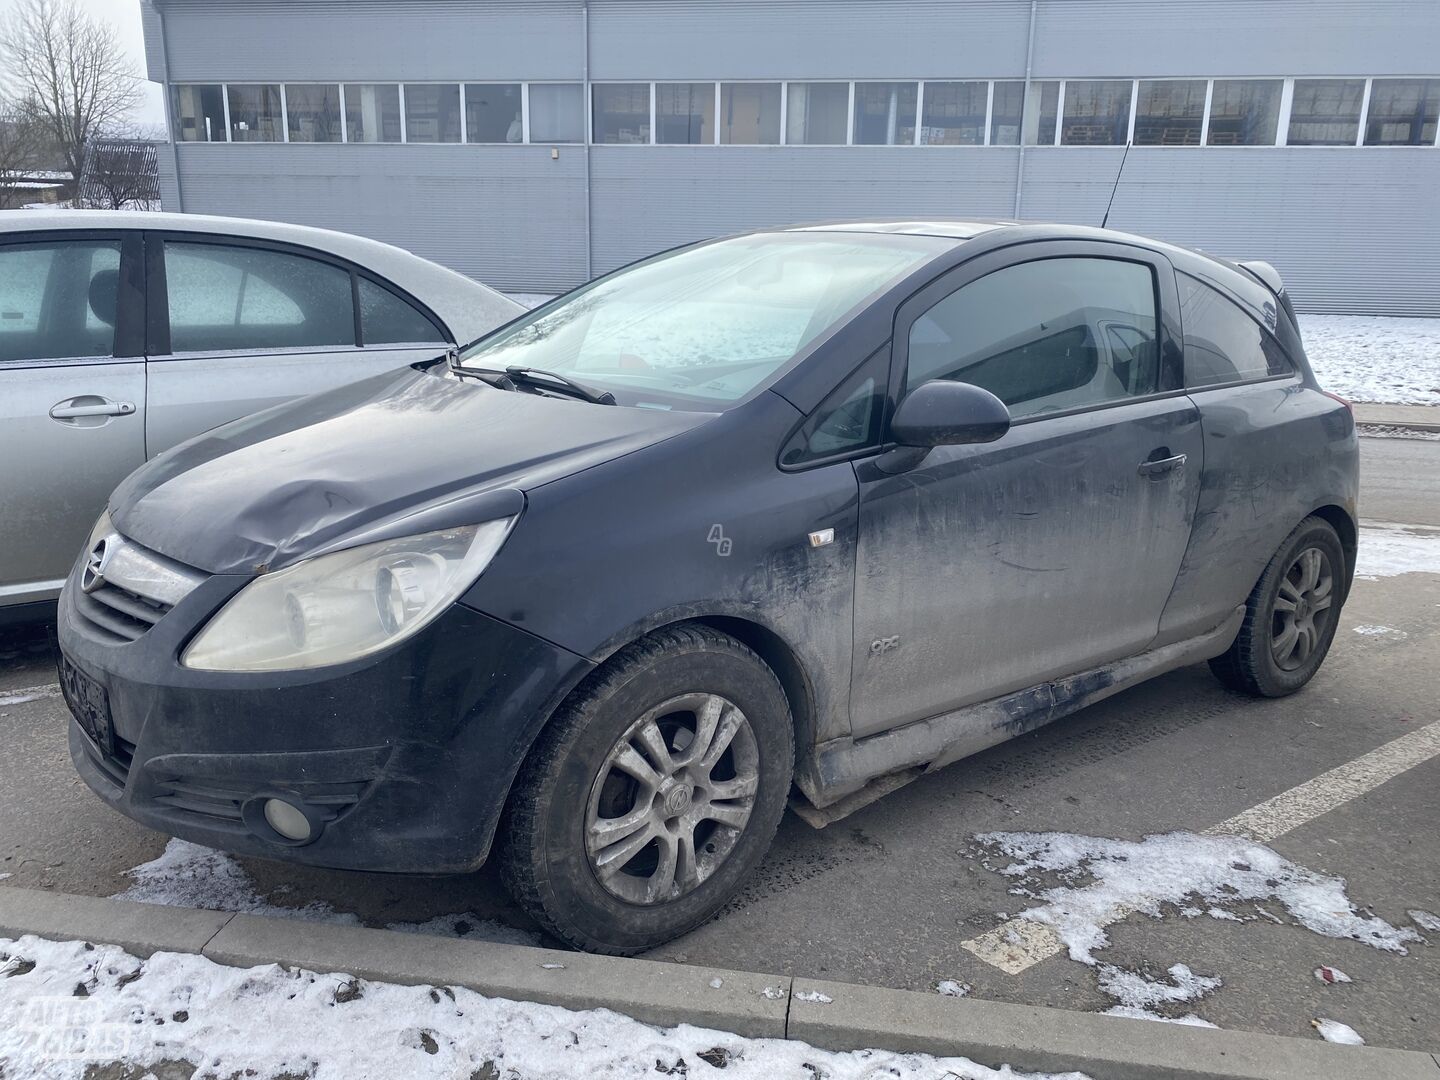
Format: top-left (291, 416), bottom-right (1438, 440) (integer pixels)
top-left (890, 379), bottom-right (1011, 448)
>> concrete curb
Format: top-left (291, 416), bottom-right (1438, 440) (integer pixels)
top-left (1353, 403), bottom-right (1440, 432)
top-left (2, 886), bottom-right (1437, 1080)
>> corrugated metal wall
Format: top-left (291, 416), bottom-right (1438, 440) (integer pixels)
top-left (150, 0), bottom-right (1440, 315)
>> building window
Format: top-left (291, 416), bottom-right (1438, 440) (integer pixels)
top-left (1061, 80), bottom-right (1132, 145)
top-left (1206, 79), bottom-right (1281, 145)
top-left (528, 83), bottom-right (584, 143)
top-left (1287, 79), bottom-right (1365, 146)
top-left (1134, 80), bottom-right (1205, 146)
top-left (786, 82), bottom-right (849, 145)
top-left (593, 83), bottom-right (651, 144)
top-left (920, 81), bottom-right (987, 145)
top-left (720, 83), bottom-right (781, 145)
top-left (989, 81), bottom-right (1024, 145)
top-left (344, 84), bottom-right (402, 143)
top-left (853, 82), bottom-right (917, 145)
top-left (173, 84), bottom-right (226, 142)
top-left (1364, 79), bottom-right (1440, 146)
top-left (285, 84), bottom-right (341, 143)
top-left (404, 84), bottom-right (462, 143)
top-left (465, 83), bottom-right (523, 143)
top-left (656, 82), bottom-right (715, 144)
top-left (226, 84), bottom-right (282, 142)
top-left (1023, 81), bottom-right (1060, 145)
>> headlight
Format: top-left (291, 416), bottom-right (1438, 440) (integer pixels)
top-left (181, 519), bottom-right (514, 672)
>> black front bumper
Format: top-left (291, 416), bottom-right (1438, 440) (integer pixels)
top-left (57, 569), bottom-right (593, 873)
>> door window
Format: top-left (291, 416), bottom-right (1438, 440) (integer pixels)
top-left (0, 241), bottom-right (122, 362)
top-left (906, 257), bottom-right (1159, 418)
top-left (358, 277), bottom-right (445, 345)
top-left (163, 242), bottom-right (355, 354)
top-left (1179, 273), bottom-right (1293, 387)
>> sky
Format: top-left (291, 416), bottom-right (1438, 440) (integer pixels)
top-left (0, 0), bottom-right (167, 128)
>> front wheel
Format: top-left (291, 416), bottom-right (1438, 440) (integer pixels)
top-left (1209, 516), bottom-right (1347, 697)
top-left (500, 624), bottom-right (794, 954)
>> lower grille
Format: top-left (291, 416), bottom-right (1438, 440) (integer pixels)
top-left (84, 731), bottom-right (136, 789)
top-left (151, 776), bottom-right (370, 825)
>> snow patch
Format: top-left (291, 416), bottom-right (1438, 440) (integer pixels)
top-left (1312, 1018), bottom-right (1365, 1045)
top-left (1094, 963), bottom-right (1219, 1028)
top-left (935, 980), bottom-right (971, 997)
top-left (1408, 909), bottom-right (1440, 932)
top-left (1352, 625), bottom-right (1407, 638)
top-left (1300, 315), bottom-right (1440, 406)
top-left (1354, 526), bottom-right (1440, 580)
top-left (0, 935), bottom-right (1092, 1080)
top-left (794, 990), bottom-right (833, 1004)
top-left (384, 912), bottom-right (538, 947)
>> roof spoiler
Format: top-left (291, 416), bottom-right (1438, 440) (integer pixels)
top-left (1237, 259), bottom-right (1299, 325)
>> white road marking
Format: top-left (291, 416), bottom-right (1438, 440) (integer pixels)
top-left (0, 683), bottom-right (61, 707)
top-left (962, 719), bottom-right (1440, 973)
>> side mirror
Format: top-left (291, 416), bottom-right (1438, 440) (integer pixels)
top-left (890, 380), bottom-right (1011, 447)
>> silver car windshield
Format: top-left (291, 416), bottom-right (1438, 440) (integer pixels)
top-left (458, 232), bottom-right (948, 408)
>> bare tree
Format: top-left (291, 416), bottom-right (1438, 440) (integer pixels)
top-left (79, 135), bottom-right (159, 210)
top-left (0, 0), bottom-right (141, 182)
top-left (0, 100), bottom-right (49, 206)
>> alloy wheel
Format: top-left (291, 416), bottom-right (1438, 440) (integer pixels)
top-left (1271, 546), bottom-right (1334, 672)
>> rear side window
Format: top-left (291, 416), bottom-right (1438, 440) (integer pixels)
top-left (1178, 273), bottom-right (1293, 388)
top-left (0, 241), bottom-right (121, 362)
top-left (163, 241), bottom-right (354, 354)
top-left (358, 277), bottom-right (445, 345)
top-left (906, 257), bottom-right (1159, 419)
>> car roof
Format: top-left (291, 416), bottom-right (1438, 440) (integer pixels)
top-left (783, 219), bottom-right (1017, 241)
top-left (2, 209), bottom-right (522, 343)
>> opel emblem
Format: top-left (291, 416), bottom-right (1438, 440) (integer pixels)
top-left (81, 536), bottom-right (116, 593)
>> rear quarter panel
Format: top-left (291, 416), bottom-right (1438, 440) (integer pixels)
top-left (1155, 379), bottom-right (1358, 645)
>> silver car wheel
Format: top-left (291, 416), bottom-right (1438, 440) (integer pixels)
top-left (1271, 546), bottom-right (1334, 672)
top-left (584, 692), bottom-right (759, 906)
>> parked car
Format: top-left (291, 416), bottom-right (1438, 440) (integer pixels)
top-left (55, 220), bottom-right (1357, 954)
top-left (0, 209), bottom-right (521, 618)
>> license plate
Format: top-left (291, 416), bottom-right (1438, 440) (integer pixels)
top-left (58, 654), bottom-right (114, 756)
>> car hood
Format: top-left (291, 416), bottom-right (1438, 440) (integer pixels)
top-left (111, 365), bottom-right (705, 575)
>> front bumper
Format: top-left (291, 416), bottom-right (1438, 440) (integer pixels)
top-left (56, 565), bottom-right (593, 873)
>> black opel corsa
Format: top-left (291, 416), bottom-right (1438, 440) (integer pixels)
top-left (58, 221), bottom-right (1358, 953)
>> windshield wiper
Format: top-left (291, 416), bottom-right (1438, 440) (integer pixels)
top-left (467, 364), bottom-right (615, 405)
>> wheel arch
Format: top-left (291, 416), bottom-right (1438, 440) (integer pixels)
top-left (1309, 503), bottom-right (1358, 597)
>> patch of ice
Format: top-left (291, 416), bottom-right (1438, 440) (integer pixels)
top-left (1352, 625), bottom-right (1407, 638)
top-left (1354, 526), bottom-right (1440, 580)
top-left (1102, 1005), bottom-right (1218, 1028)
top-left (794, 990), bottom-right (833, 1004)
top-left (541, 963), bottom-right (566, 970)
top-left (1313, 966), bottom-right (1352, 985)
top-left (0, 935), bottom-right (1093, 1080)
top-left (708, 977), bottom-right (723, 989)
top-left (974, 831), bottom-right (1419, 967)
top-left (1300, 314), bottom-right (1440, 406)
top-left (1408, 909), bottom-right (1440, 932)
top-left (935, 980), bottom-right (971, 997)
top-left (1312, 1018), bottom-right (1365, 1045)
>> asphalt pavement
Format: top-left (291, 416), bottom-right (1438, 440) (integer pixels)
top-left (2, 432), bottom-right (1437, 1053)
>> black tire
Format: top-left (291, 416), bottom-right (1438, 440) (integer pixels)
top-left (499, 623), bottom-right (794, 954)
top-left (1209, 516), bottom-right (1347, 698)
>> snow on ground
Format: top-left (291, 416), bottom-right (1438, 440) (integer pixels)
top-left (1409, 910), bottom-right (1440, 932)
top-left (1354, 525), bottom-right (1440, 580)
top-left (1352, 625), bottom-right (1407, 639)
top-left (1356, 423), bottom-right (1440, 441)
top-left (1299, 315), bottom-right (1440, 406)
top-left (116, 839), bottom-right (538, 946)
top-left (0, 936), bottom-right (1088, 1080)
top-left (972, 830), bottom-right (1419, 1026)
top-left (1311, 1018), bottom-right (1365, 1045)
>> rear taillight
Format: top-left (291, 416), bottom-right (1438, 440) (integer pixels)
top-left (1320, 390), bottom-right (1352, 413)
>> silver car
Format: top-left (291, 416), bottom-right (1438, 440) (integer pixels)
top-left (0, 210), bottom-right (521, 616)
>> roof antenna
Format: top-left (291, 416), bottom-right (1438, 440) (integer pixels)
top-left (1100, 140), bottom-right (1132, 230)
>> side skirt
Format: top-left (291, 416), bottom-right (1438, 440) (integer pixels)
top-left (793, 605), bottom-right (1245, 817)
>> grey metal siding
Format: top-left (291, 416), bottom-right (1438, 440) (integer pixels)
top-left (140, 0), bottom-right (166, 82)
top-left (170, 145), bottom-right (587, 293)
top-left (1033, 0), bottom-right (1440, 79)
top-left (158, 0), bottom-right (583, 82)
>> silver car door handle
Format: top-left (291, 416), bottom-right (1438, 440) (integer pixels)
top-left (1138, 452), bottom-right (1187, 477)
top-left (49, 400), bottom-right (136, 419)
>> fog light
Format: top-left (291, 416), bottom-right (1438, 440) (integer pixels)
top-left (263, 798), bottom-right (312, 842)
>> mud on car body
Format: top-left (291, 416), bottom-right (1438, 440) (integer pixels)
top-left (57, 221), bottom-right (1359, 953)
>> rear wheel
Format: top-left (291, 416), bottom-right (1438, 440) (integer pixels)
top-left (500, 624), bottom-right (793, 954)
top-left (1209, 516), bottom-right (1346, 697)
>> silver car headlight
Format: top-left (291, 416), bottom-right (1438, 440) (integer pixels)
top-left (182, 519), bottom-right (514, 672)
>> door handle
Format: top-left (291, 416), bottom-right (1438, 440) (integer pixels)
top-left (1138, 452), bottom-right (1187, 477)
top-left (49, 400), bottom-right (136, 419)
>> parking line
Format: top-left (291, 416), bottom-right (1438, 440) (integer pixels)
top-left (961, 719), bottom-right (1440, 974)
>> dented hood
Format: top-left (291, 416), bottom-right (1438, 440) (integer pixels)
top-left (111, 365), bottom-right (703, 575)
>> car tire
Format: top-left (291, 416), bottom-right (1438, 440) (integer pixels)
top-left (499, 623), bottom-right (794, 955)
top-left (1209, 516), bottom-right (1347, 698)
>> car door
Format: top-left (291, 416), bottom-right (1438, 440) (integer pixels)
top-left (0, 231), bottom-right (146, 606)
top-left (848, 241), bottom-right (1201, 738)
top-left (143, 233), bottom-right (452, 455)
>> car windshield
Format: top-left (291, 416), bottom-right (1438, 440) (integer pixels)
top-left (457, 232), bottom-right (948, 409)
